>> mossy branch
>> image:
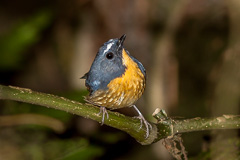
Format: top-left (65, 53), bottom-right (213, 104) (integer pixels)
top-left (0, 84), bottom-right (240, 145)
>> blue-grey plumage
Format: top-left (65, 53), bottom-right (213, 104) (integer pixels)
top-left (82, 36), bottom-right (127, 95)
top-left (81, 34), bottom-right (152, 138)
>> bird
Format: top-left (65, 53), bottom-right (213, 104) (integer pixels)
top-left (81, 34), bottom-right (151, 138)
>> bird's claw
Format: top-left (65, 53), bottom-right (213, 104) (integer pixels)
top-left (98, 106), bottom-right (109, 125)
top-left (132, 105), bottom-right (152, 138)
top-left (135, 115), bottom-right (152, 138)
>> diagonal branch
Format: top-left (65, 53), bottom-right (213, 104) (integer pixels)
top-left (0, 84), bottom-right (240, 145)
top-left (0, 84), bottom-right (159, 144)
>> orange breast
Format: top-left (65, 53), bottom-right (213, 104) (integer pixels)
top-left (86, 49), bottom-right (146, 109)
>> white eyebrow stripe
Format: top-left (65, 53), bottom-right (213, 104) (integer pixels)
top-left (103, 40), bottom-right (114, 54)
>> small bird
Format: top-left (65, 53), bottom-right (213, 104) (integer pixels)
top-left (81, 34), bottom-right (151, 138)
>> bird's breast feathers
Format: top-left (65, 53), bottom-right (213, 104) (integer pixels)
top-left (86, 49), bottom-right (145, 109)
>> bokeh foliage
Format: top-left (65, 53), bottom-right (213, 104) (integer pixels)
top-left (0, 0), bottom-right (239, 159)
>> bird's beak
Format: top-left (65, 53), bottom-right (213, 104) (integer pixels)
top-left (118, 34), bottom-right (126, 51)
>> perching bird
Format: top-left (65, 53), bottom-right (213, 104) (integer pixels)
top-left (81, 34), bottom-right (151, 138)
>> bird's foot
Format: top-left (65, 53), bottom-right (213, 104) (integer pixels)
top-left (97, 106), bottom-right (109, 125)
top-left (132, 105), bottom-right (152, 138)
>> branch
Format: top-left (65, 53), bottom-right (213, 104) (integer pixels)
top-left (0, 84), bottom-right (158, 144)
top-left (153, 108), bottom-right (240, 135)
top-left (0, 84), bottom-right (240, 145)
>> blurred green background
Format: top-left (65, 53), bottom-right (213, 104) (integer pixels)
top-left (0, 0), bottom-right (240, 159)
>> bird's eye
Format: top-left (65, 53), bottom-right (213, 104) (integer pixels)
top-left (106, 52), bottom-right (114, 59)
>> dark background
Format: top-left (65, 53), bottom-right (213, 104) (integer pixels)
top-left (0, 0), bottom-right (239, 159)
